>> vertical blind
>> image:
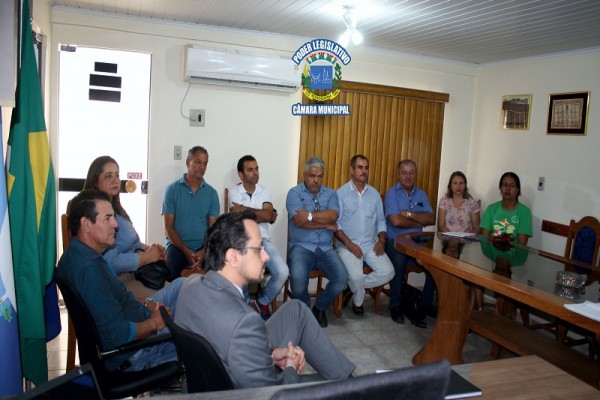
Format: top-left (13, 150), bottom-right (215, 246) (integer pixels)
top-left (298, 80), bottom-right (449, 211)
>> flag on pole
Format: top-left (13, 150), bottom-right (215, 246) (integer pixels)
top-left (7, 0), bottom-right (58, 385)
top-left (1, 112), bottom-right (23, 396)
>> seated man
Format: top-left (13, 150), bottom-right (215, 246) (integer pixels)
top-left (286, 156), bottom-right (349, 327)
top-left (384, 159), bottom-right (436, 326)
top-left (56, 189), bottom-right (185, 372)
top-left (174, 211), bottom-right (356, 388)
top-left (228, 154), bottom-right (289, 320)
top-left (336, 155), bottom-right (395, 315)
top-left (162, 146), bottom-right (220, 279)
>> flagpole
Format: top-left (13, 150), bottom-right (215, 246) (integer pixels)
top-left (7, 0), bottom-right (59, 386)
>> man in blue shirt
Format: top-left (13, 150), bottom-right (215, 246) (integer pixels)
top-left (335, 155), bottom-right (394, 316)
top-left (286, 157), bottom-right (348, 327)
top-left (57, 189), bottom-right (184, 371)
top-left (384, 159), bottom-right (435, 325)
top-left (162, 146), bottom-right (220, 279)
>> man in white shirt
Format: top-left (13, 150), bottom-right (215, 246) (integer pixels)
top-left (335, 155), bottom-right (395, 315)
top-left (228, 155), bottom-right (289, 319)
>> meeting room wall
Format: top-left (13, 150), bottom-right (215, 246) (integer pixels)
top-left (47, 7), bottom-right (478, 256)
top-left (470, 49), bottom-right (600, 253)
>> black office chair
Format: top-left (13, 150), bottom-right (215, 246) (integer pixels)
top-left (270, 360), bottom-right (451, 400)
top-left (159, 306), bottom-right (234, 393)
top-left (55, 274), bottom-right (183, 399)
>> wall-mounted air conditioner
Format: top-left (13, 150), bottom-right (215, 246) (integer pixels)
top-left (184, 45), bottom-right (301, 92)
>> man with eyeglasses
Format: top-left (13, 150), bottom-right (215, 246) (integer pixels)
top-left (384, 159), bottom-right (435, 326)
top-left (228, 155), bottom-right (289, 320)
top-left (335, 155), bottom-right (395, 316)
top-left (175, 211), bottom-right (356, 388)
top-left (286, 156), bottom-right (349, 327)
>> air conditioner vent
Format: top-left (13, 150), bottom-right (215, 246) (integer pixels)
top-left (184, 45), bottom-right (301, 92)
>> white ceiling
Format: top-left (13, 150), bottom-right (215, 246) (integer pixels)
top-left (51, 0), bottom-right (600, 64)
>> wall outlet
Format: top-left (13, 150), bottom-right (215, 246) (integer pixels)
top-left (190, 109), bottom-right (205, 127)
top-left (538, 177), bottom-right (545, 191)
top-left (174, 145), bottom-right (182, 160)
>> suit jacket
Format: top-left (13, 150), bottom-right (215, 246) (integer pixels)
top-left (174, 270), bottom-right (298, 388)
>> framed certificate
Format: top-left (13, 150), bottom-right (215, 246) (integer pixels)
top-left (546, 91), bottom-right (590, 135)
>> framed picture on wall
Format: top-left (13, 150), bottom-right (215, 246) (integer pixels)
top-left (500, 94), bottom-right (531, 130)
top-left (546, 91), bottom-right (590, 135)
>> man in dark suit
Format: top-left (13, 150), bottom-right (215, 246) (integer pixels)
top-left (174, 211), bottom-right (355, 388)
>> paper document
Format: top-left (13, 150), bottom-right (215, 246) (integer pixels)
top-left (441, 232), bottom-right (477, 238)
top-left (565, 301), bottom-right (600, 322)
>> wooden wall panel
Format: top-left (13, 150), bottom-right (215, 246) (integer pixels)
top-left (298, 81), bottom-right (448, 213)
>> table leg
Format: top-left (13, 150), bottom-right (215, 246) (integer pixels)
top-left (412, 262), bottom-right (471, 365)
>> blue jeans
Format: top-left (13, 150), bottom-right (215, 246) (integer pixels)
top-left (287, 245), bottom-right (348, 310)
top-left (166, 245), bottom-right (202, 280)
top-left (127, 277), bottom-right (185, 371)
top-left (384, 239), bottom-right (436, 307)
top-left (258, 239), bottom-right (289, 305)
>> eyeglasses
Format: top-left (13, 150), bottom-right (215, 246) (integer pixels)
top-left (312, 196), bottom-right (321, 211)
top-left (238, 245), bottom-right (265, 254)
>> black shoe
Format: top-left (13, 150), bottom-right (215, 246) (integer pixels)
top-left (410, 318), bottom-right (427, 328)
top-left (351, 303), bottom-right (364, 316)
top-left (342, 287), bottom-right (353, 308)
top-left (390, 306), bottom-right (405, 324)
top-left (420, 303), bottom-right (438, 318)
top-left (312, 306), bottom-right (328, 328)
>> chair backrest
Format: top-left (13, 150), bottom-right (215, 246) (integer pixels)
top-left (565, 216), bottom-right (600, 267)
top-left (159, 306), bottom-right (234, 393)
top-left (270, 360), bottom-right (451, 400)
top-left (541, 219), bottom-right (570, 238)
top-left (55, 274), bottom-right (115, 394)
top-left (61, 213), bottom-right (71, 251)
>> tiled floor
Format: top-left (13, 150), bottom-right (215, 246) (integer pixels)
top-left (47, 292), bottom-right (500, 381)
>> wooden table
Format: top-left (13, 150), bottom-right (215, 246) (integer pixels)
top-left (155, 355), bottom-right (598, 399)
top-left (395, 233), bottom-right (600, 387)
top-left (454, 355), bottom-right (599, 399)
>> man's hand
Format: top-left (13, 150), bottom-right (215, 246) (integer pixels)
top-left (229, 202), bottom-right (245, 213)
top-left (271, 342), bottom-right (305, 373)
top-left (373, 240), bottom-right (385, 256)
top-left (347, 242), bottom-right (363, 259)
top-left (147, 301), bottom-right (167, 331)
top-left (185, 248), bottom-right (204, 268)
top-left (292, 209), bottom-right (309, 226)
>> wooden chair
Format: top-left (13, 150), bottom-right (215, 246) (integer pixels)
top-left (362, 265), bottom-right (386, 315)
top-left (282, 271), bottom-right (344, 318)
top-left (61, 213), bottom-right (79, 372)
top-left (526, 217), bottom-right (600, 354)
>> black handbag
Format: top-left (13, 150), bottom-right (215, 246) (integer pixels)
top-left (133, 260), bottom-right (170, 290)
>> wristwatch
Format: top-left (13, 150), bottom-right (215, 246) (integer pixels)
top-left (307, 212), bottom-right (313, 222)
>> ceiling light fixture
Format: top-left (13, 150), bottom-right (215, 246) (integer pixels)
top-left (338, 5), bottom-right (363, 47)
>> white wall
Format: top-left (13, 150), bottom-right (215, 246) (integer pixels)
top-left (48, 8), bottom-right (477, 256)
top-left (471, 50), bottom-right (600, 252)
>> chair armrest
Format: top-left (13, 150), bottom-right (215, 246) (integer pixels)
top-left (98, 333), bottom-right (173, 359)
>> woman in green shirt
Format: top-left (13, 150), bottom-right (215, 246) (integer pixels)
top-left (480, 172), bottom-right (533, 245)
